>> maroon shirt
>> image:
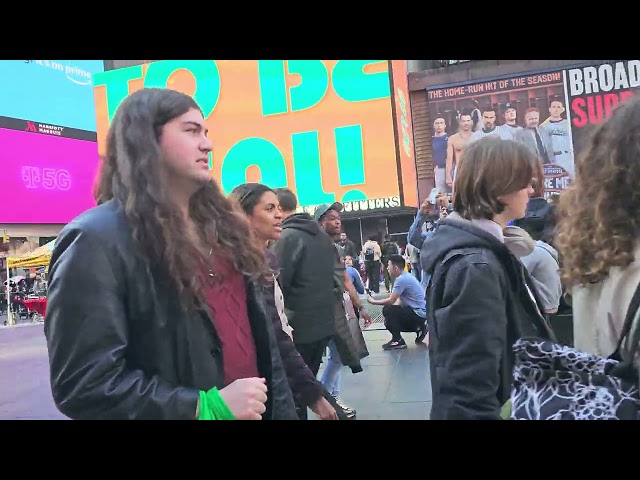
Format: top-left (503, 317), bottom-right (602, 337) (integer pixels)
top-left (202, 257), bottom-right (259, 387)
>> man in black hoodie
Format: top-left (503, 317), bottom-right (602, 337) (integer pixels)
top-left (272, 189), bottom-right (339, 379)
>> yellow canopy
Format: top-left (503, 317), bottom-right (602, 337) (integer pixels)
top-left (7, 240), bottom-right (56, 269)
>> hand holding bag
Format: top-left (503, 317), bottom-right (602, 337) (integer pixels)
top-left (344, 292), bottom-right (369, 360)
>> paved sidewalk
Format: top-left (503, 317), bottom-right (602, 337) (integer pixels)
top-left (0, 323), bottom-right (66, 420)
top-left (316, 329), bottom-right (432, 420)
top-left (0, 318), bottom-right (432, 420)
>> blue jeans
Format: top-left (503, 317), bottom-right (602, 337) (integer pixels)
top-left (421, 271), bottom-right (431, 290)
top-left (411, 262), bottom-right (421, 282)
top-left (320, 339), bottom-right (342, 397)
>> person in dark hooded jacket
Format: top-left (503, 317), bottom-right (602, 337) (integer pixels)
top-left (514, 158), bottom-right (557, 247)
top-left (421, 137), bottom-right (554, 420)
top-left (271, 189), bottom-right (344, 419)
top-left (272, 195), bottom-right (338, 352)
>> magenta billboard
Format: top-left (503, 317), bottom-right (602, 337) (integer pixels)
top-left (0, 128), bottom-right (100, 224)
top-left (0, 60), bottom-right (104, 224)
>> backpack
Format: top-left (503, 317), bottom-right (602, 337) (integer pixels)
top-left (382, 241), bottom-right (398, 260)
top-left (364, 246), bottom-right (375, 262)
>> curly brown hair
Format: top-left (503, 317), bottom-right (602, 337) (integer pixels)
top-left (556, 95), bottom-right (640, 287)
top-left (94, 88), bottom-right (268, 311)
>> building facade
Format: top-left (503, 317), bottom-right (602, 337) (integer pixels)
top-left (408, 60), bottom-right (632, 202)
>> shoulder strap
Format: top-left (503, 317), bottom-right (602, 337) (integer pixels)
top-left (610, 281), bottom-right (640, 365)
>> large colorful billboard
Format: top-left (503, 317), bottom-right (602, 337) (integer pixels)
top-left (425, 61), bottom-right (640, 199)
top-left (0, 128), bottom-right (100, 223)
top-left (389, 60), bottom-right (418, 210)
top-left (426, 69), bottom-right (571, 198)
top-left (0, 60), bottom-right (104, 132)
top-left (93, 60), bottom-right (415, 212)
top-left (0, 60), bottom-right (104, 224)
top-left (565, 60), bottom-right (640, 155)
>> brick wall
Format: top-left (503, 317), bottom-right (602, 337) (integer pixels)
top-left (409, 89), bottom-right (434, 202)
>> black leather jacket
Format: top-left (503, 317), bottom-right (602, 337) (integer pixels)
top-left (44, 200), bottom-right (297, 420)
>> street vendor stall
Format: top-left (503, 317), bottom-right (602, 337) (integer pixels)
top-left (5, 240), bottom-right (55, 325)
top-left (7, 241), bottom-right (55, 269)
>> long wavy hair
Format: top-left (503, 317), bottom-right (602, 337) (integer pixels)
top-left (94, 88), bottom-right (268, 311)
top-left (556, 95), bottom-right (640, 287)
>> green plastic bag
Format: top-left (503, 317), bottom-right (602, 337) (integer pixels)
top-left (500, 400), bottom-right (512, 420)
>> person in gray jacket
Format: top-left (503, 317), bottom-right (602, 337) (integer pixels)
top-left (520, 232), bottom-right (562, 315)
top-left (514, 107), bottom-right (554, 165)
top-left (504, 224), bottom-right (563, 315)
top-left (512, 169), bottom-right (562, 314)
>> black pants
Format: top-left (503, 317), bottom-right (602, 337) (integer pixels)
top-left (382, 305), bottom-right (425, 341)
top-left (294, 336), bottom-right (332, 420)
top-left (382, 260), bottom-right (394, 292)
top-left (365, 261), bottom-right (380, 293)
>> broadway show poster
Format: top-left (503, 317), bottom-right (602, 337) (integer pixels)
top-left (565, 60), bottom-right (640, 158)
top-left (426, 70), bottom-right (571, 198)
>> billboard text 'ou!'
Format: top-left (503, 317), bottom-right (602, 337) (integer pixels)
top-left (93, 60), bottom-right (401, 208)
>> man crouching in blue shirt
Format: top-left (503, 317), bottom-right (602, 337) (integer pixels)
top-left (366, 254), bottom-right (428, 350)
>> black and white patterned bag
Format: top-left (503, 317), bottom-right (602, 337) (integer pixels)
top-left (510, 284), bottom-right (640, 420)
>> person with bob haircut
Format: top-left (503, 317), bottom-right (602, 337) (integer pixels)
top-left (421, 136), bottom-right (554, 420)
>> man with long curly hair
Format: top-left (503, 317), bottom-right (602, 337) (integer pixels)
top-left (556, 95), bottom-right (640, 360)
top-left (44, 88), bottom-right (298, 420)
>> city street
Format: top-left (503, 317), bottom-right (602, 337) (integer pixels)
top-left (0, 323), bottom-right (66, 419)
top-left (0, 314), bottom-right (432, 420)
top-left (2, 58), bottom-right (603, 423)
top-left (317, 328), bottom-right (432, 420)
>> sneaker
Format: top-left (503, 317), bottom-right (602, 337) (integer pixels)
top-left (332, 396), bottom-right (357, 419)
top-left (382, 338), bottom-right (407, 350)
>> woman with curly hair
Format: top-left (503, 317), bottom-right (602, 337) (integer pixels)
top-left (556, 95), bottom-right (640, 357)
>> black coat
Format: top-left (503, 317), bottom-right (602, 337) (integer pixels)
top-left (263, 249), bottom-right (325, 407)
top-left (44, 200), bottom-right (297, 420)
top-left (272, 213), bottom-right (337, 344)
top-left (421, 217), bottom-right (554, 420)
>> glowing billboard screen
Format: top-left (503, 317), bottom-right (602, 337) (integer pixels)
top-left (0, 128), bottom-right (100, 224)
top-left (93, 60), bottom-right (409, 210)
